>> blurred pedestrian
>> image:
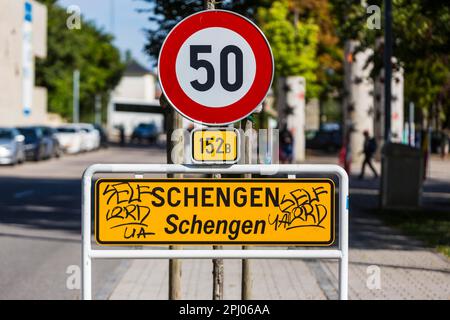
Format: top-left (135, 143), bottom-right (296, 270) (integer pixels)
top-left (358, 130), bottom-right (378, 179)
top-left (119, 125), bottom-right (125, 146)
top-left (279, 125), bottom-right (293, 164)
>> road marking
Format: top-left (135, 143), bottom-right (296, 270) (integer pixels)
top-left (13, 190), bottom-right (34, 199)
top-left (423, 191), bottom-right (450, 200)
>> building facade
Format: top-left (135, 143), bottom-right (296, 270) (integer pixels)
top-left (0, 0), bottom-right (48, 126)
top-left (107, 60), bottom-right (163, 137)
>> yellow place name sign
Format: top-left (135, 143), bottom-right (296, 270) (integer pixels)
top-left (95, 179), bottom-right (335, 246)
top-left (191, 128), bottom-right (239, 163)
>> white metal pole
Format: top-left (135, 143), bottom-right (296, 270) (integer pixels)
top-left (81, 171), bottom-right (92, 300)
top-left (83, 163), bottom-right (349, 176)
top-left (90, 250), bottom-right (342, 259)
top-left (338, 168), bottom-right (349, 300)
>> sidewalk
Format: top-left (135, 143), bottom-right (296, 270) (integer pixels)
top-left (105, 153), bottom-right (450, 300)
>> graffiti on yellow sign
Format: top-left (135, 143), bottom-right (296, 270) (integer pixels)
top-left (95, 179), bottom-right (335, 245)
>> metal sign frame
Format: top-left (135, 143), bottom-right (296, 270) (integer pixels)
top-left (82, 164), bottom-right (348, 300)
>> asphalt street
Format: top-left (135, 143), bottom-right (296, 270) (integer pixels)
top-left (0, 144), bottom-right (166, 299)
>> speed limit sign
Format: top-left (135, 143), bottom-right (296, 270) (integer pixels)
top-left (158, 10), bottom-right (274, 125)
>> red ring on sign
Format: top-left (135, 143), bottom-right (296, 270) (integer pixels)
top-left (159, 10), bottom-right (273, 125)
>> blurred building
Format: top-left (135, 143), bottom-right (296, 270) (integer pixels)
top-left (107, 59), bottom-right (163, 138)
top-left (305, 99), bottom-right (320, 131)
top-left (0, 0), bottom-right (47, 126)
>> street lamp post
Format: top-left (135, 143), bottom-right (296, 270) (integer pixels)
top-left (73, 69), bottom-right (80, 123)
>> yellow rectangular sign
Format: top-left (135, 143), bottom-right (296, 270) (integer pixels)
top-left (191, 129), bottom-right (239, 163)
top-left (95, 179), bottom-right (335, 246)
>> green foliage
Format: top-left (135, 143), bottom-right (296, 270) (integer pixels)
top-left (257, 0), bottom-right (320, 98)
top-left (140, 1), bottom-right (344, 100)
top-left (321, 98), bottom-right (342, 123)
top-left (377, 208), bottom-right (450, 258)
top-left (330, 0), bottom-right (450, 127)
top-left (139, 0), bottom-right (272, 65)
top-left (405, 59), bottom-right (450, 121)
top-left (288, 0), bottom-right (344, 99)
top-left (35, 0), bottom-right (124, 122)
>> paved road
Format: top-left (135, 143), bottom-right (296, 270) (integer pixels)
top-left (0, 145), bottom-right (166, 299)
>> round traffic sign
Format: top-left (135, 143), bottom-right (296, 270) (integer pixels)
top-left (158, 10), bottom-right (274, 125)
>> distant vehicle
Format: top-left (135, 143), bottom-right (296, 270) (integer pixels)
top-left (321, 122), bottom-right (340, 131)
top-left (0, 128), bottom-right (25, 165)
top-left (55, 126), bottom-right (83, 154)
top-left (17, 126), bottom-right (52, 161)
top-left (78, 123), bottom-right (100, 151)
top-left (306, 124), bottom-right (342, 152)
top-left (93, 124), bottom-right (109, 148)
top-left (430, 130), bottom-right (450, 154)
top-left (39, 126), bottom-right (62, 158)
top-left (131, 123), bottom-right (159, 144)
top-left (107, 99), bottom-right (164, 141)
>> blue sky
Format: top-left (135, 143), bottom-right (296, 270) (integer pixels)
top-left (58, 0), bottom-right (156, 69)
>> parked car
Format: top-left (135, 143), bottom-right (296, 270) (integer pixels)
top-left (55, 126), bottom-right (83, 154)
top-left (93, 124), bottom-right (109, 148)
top-left (131, 123), bottom-right (159, 144)
top-left (306, 125), bottom-right (342, 152)
top-left (17, 126), bottom-right (51, 161)
top-left (78, 123), bottom-right (100, 151)
top-left (39, 126), bottom-right (62, 158)
top-left (0, 128), bottom-right (25, 165)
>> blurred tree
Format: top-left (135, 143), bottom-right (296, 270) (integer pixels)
top-left (288, 0), bottom-right (343, 100)
top-left (257, 0), bottom-right (320, 98)
top-left (138, 0), bottom-right (272, 66)
top-left (35, 0), bottom-right (124, 122)
top-left (405, 58), bottom-right (450, 127)
top-left (330, 0), bottom-right (450, 127)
